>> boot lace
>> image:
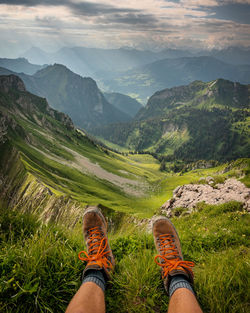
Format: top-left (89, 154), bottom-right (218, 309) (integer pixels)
top-left (154, 234), bottom-right (194, 278)
top-left (78, 226), bottom-right (113, 270)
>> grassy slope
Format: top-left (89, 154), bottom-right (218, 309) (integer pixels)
top-left (13, 125), bottom-right (243, 218)
top-left (1, 81), bottom-right (249, 312)
top-left (9, 115), bottom-right (250, 219)
top-left (1, 129), bottom-right (249, 312)
top-left (5, 100), bottom-right (231, 218)
top-left (0, 200), bottom-right (249, 313)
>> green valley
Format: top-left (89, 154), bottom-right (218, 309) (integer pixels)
top-left (91, 79), bottom-right (250, 162)
top-left (0, 75), bottom-right (249, 313)
top-left (1, 2), bottom-right (250, 312)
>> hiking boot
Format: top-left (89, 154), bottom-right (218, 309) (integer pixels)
top-left (153, 216), bottom-right (194, 292)
top-left (78, 206), bottom-right (115, 280)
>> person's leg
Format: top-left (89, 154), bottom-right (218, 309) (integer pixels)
top-left (65, 282), bottom-right (105, 313)
top-left (65, 206), bottom-right (115, 313)
top-left (152, 217), bottom-right (203, 313)
top-left (168, 288), bottom-right (202, 313)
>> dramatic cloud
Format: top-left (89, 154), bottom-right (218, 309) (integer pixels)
top-left (0, 0), bottom-right (249, 56)
top-left (208, 2), bottom-right (250, 24)
top-left (0, 0), bottom-right (139, 15)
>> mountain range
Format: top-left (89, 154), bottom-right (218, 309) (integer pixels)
top-left (22, 46), bottom-right (250, 72)
top-left (0, 57), bottom-right (46, 75)
top-left (0, 53), bottom-right (249, 163)
top-left (91, 79), bottom-right (250, 161)
top-left (0, 64), bottom-right (133, 129)
top-left (22, 46), bottom-right (163, 77)
top-left (100, 56), bottom-right (250, 103)
top-left (0, 73), bottom-right (249, 313)
top-left (20, 46), bottom-right (250, 102)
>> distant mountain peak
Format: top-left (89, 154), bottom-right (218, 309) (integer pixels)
top-left (0, 64), bottom-right (131, 129)
top-left (23, 46), bottom-right (49, 54)
top-left (34, 63), bottom-right (97, 84)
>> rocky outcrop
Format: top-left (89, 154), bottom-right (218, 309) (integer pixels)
top-left (0, 74), bottom-right (26, 92)
top-left (0, 74), bottom-right (75, 133)
top-left (0, 112), bottom-right (8, 143)
top-left (161, 178), bottom-right (250, 217)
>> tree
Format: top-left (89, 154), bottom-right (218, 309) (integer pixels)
top-left (160, 160), bottom-right (166, 171)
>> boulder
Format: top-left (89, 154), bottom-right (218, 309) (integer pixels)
top-left (161, 178), bottom-right (250, 216)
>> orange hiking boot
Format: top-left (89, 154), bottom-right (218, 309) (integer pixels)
top-left (78, 206), bottom-right (115, 280)
top-left (153, 217), bottom-right (194, 292)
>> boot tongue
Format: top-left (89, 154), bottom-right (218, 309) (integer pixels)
top-left (162, 238), bottom-right (180, 260)
top-left (88, 234), bottom-right (102, 255)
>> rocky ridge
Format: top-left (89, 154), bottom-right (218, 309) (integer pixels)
top-left (0, 74), bottom-right (26, 92)
top-left (161, 178), bottom-right (250, 217)
top-left (0, 75), bottom-right (75, 133)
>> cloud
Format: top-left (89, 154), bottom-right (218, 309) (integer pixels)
top-left (0, 0), bottom-right (139, 16)
top-left (206, 2), bottom-right (250, 24)
top-left (99, 13), bottom-right (158, 25)
top-left (0, 0), bottom-right (249, 55)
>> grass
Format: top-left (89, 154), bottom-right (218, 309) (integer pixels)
top-left (0, 201), bottom-right (249, 313)
top-left (5, 132), bottom-right (250, 220)
top-left (3, 90), bottom-right (249, 218)
top-left (1, 87), bottom-right (250, 312)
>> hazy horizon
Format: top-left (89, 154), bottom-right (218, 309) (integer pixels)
top-left (0, 0), bottom-right (249, 58)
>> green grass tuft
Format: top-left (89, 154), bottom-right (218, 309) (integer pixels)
top-left (0, 200), bottom-right (249, 312)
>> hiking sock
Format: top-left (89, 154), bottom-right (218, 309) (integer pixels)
top-left (169, 274), bottom-right (194, 298)
top-left (82, 269), bottom-right (106, 293)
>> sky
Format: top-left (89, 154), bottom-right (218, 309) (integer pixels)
top-left (0, 0), bottom-right (249, 57)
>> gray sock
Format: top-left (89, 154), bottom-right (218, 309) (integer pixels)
top-left (82, 269), bottom-right (106, 293)
top-left (169, 275), bottom-right (194, 298)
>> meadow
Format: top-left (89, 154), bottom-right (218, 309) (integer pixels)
top-left (0, 199), bottom-right (249, 312)
top-left (0, 94), bottom-right (249, 312)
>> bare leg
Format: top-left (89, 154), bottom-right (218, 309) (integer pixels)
top-left (168, 288), bottom-right (203, 313)
top-left (65, 282), bottom-right (105, 313)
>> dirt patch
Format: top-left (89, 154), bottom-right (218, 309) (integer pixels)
top-left (31, 145), bottom-right (147, 197)
top-left (63, 146), bottom-right (147, 197)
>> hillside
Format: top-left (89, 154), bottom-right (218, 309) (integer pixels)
top-left (0, 74), bottom-right (172, 218)
top-left (0, 57), bottom-right (45, 75)
top-left (0, 74), bottom-right (249, 313)
top-left (91, 79), bottom-right (250, 161)
top-left (103, 92), bottom-right (143, 117)
top-left (100, 56), bottom-right (250, 103)
top-left (0, 65), bottom-right (131, 129)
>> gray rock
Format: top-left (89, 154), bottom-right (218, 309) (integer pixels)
top-left (206, 176), bottom-right (214, 182)
top-left (161, 178), bottom-right (250, 214)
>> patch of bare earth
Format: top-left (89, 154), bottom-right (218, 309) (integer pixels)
top-left (31, 144), bottom-right (147, 197)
